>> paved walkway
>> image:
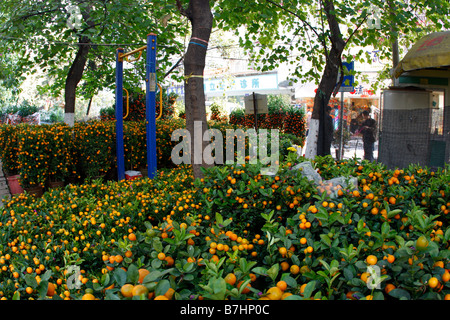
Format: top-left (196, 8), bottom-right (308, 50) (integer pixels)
top-left (0, 161), bottom-right (11, 206)
top-left (331, 137), bottom-right (379, 162)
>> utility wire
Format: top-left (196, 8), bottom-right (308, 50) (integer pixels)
top-left (0, 35), bottom-right (147, 47)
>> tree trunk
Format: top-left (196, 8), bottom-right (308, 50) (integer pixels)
top-left (64, 1), bottom-right (95, 126)
top-left (183, 0), bottom-right (213, 179)
top-left (86, 95), bottom-right (94, 116)
top-left (64, 36), bottom-right (91, 126)
top-left (305, 0), bottom-right (345, 159)
top-left (388, 0), bottom-right (399, 84)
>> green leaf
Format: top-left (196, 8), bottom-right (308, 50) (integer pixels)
top-left (221, 219), bottom-right (232, 228)
top-left (163, 237), bottom-right (175, 245)
top-left (335, 214), bottom-right (345, 225)
top-left (315, 209), bottom-right (328, 222)
top-left (151, 258), bottom-right (162, 269)
top-left (320, 234), bottom-right (331, 246)
top-left (183, 262), bottom-right (194, 273)
top-left (238, 278), bottom-right (251, 295)
top-left (24, 274), bottom-right (38, 288)
top-left (187, 245), bottom-right (195, 257)
top-left (37, 280), bottom-right (49, 300)
top-left (155, 279), bottom-right (171, 297)
top-left (444, 228), bottom-right (450, 242)
top-left (388, 288), bottom-right (411, 300)
top-left (281, 274), bottom-right (297, 287)
top-left (153, 239), bottom-right (163, 252)
top-left (283, 294), bottom-right (302, 300)
top-left (212, 277), bottom-right (227, 295)
top-left (114, 268), bottom-right (127, 287)
top-left (357, 219), bottom-right (365, 232)
top-left (343, 266), bottom-right (354, 281)
top-left (215, 212), bottom-right (223, 224)
top-left (12, 291), bottom-right (20, 300)
top-left (373, 291), bottom-right (385, 300)
top-left (388, 209), bottom-right (402, 218)
top-left (105, 290), bottom-right (120, 300)
top-left (127, 264), bottom-right (139, 283)
top-left (184, 274), bottom-right (194, 281)
top-left (267, 264), bottom-right (279, 281)
top-left (291, 254), bottom-right (301, 266)
top-left (302, 281), bottom-right (316, 299)
top-left (355, 260), bottom-right (367, 270)
top-left (319, 259), bottom-right (330, 272)
top-left (251, 267), bottom-right (268, 276)
top-left (381, 222), bottom-right (390, 237)
top-left (395, 235), bottom-right (405, 248)
top-left (92, 281), bottom-right (103, 292)
top-left (144, 270), bottom-right (162, 283)
top-left (427, 240), bottom-right (440, 257)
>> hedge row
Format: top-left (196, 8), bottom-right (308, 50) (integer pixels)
top-left (0, 119), bottom-right (298, 189)
top-left (230, 106), bottom-right (306, 146)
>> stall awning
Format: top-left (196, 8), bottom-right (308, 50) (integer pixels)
top-left (393, 31), bottom-right (450, 78)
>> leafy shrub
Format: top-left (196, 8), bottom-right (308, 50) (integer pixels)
top-left (73, 121), bottom-right (115, 179)
top-left (195, 161), bottom-right (317, 233)
top-left (0, 124), bottom-right (20, 175)
top-left (99, 107), bottom-right (115, 121)
top-left (229, 107), bottom-right (245, 125)
top-left (0, 101), bottom-right (40, 124)
top-left (283, 105), bottom-right (306, 140)
top-left (16, 102), bottom-right (39, 118)
top-left (210, 103), bottom-right (227, 122)
top-left (17, 124), bottom-right (51, 188)
top-left (46, 123), bottom-right (76, 182)
top-left (0, 156), bottom-right (449, 300)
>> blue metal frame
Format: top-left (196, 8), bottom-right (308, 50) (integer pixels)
top-left (115, 35), bottom-right (158, 181)
top-left (146, 33), bottom-right (157, 179)
top-left (115, 48), bottom-right (125, 181)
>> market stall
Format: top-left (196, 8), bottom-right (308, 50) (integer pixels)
top-left (379, 31), bottom-right (450, 169)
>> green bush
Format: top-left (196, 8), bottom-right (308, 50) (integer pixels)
top-left (0, 124), bottom-right (20, 175)
top-left (99, 107), bottom-right (115, 121)
top-left (195, 161), bottom-right (317, 233)
top-left (0, 153), bottom-right (450, 300)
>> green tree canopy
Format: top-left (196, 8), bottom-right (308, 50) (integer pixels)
top-left (0, 0), bottom-right (188, 123)
top-left (215, 0), bottom-right (450, 156)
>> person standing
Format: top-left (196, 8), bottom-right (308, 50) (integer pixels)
top-left (360, 110), bottom-right (377, 161)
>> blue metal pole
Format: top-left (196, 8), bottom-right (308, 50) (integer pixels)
top-left (115, 48), bottom-right (125, 181)
top-left (146, 33), bottom-right (157, 179)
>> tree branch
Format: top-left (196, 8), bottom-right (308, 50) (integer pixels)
top-left (332, 59), bottom-right (343, 97)
top-left (319, 0), bottom-right (330, 59)
top-left (175, 0), bottom-right (189, 17)
top-left (164, 54), bottom-right (185, 79)
top-left (322, 0), bottom-right (345, 96)
top-left (95, 1), bottom-right (109, 38)
top-left (344, 11), bottom-right (370, 46)
top-left (265, 0), bottom-right (323, 41)
top-left (16, 7), bottom-right (62, 21)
